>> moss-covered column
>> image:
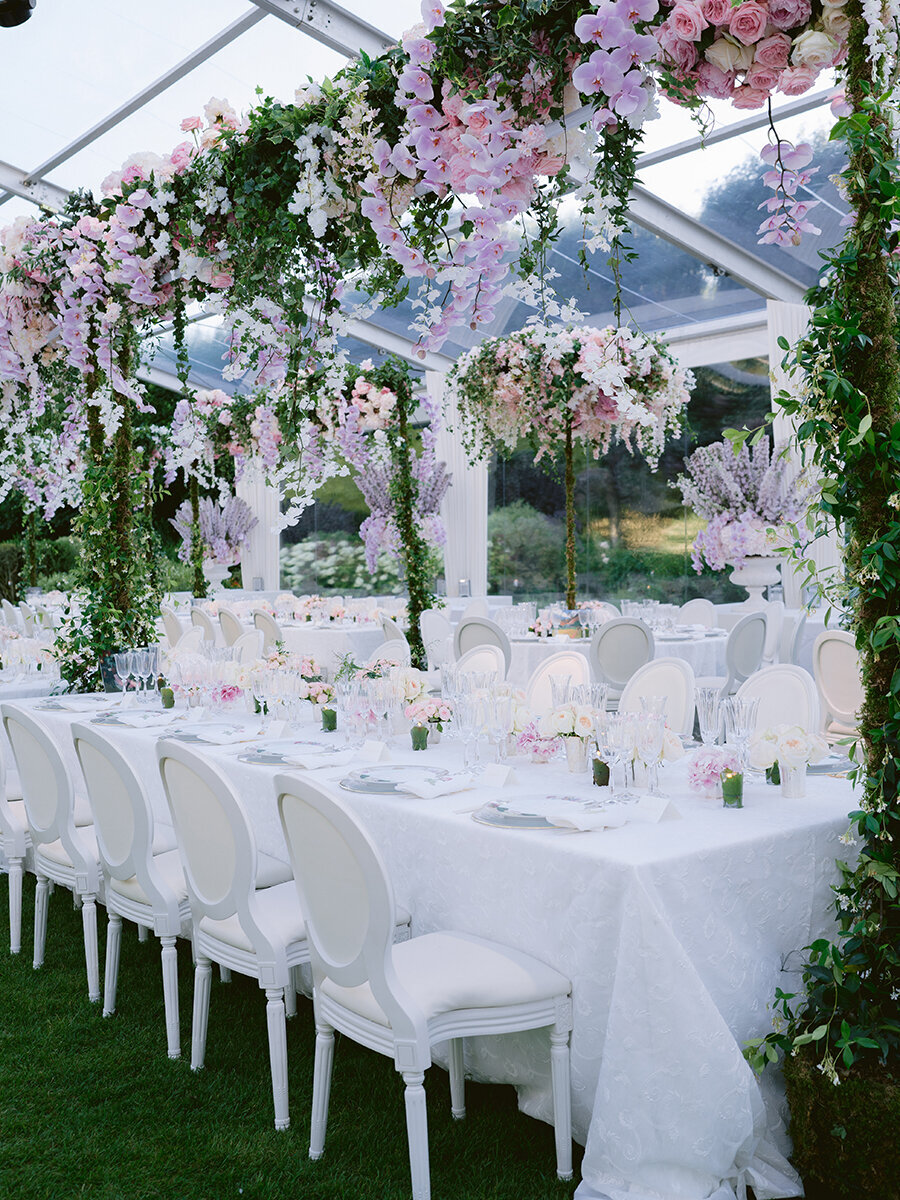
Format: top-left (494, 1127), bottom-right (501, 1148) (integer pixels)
top-left (391, 388), bottom-right (433, 669)
top-left (564, 419), bottom-right (577, 609)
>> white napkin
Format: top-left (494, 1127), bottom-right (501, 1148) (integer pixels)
top-left (113, 711), bottom-right (177, 729)
top-left (56, 695), bottom-right (114, 712)
top-left (283, 740), bottom-right (389, 770)
top-left (546, 809), bottom-right (627, 832)
top-left (396, 771), bottom-right (476, 799)
top-left (186, 725), bottom-right (264, 745)
top-left (481, 763), bottom-right (517, 788)
top-left (496, 795), bottom-right (625, 832)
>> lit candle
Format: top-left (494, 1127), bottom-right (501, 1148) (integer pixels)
top-left (411, 721), bottom-right (428, 751)
top-left (721, 769), bottom-right (744, 808)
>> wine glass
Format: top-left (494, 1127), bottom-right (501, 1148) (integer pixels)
top-left (126, 650), bottom-right (143, 698)
top-left (114, 651), bottom-right (130, 693)
top-left (636, 715), bottom-right (666, 796)
top-left (549, 673), bottom-right (571, 708)
top-left (695, 686), bottom-right (722, 746)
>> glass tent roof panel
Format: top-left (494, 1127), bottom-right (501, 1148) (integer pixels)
top-left (0, 0), bottom-right (252, 170)
top-left (44, 17), bottom-right (346, 199)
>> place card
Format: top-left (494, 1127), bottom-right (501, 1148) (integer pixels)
top-left (629, 795), bottom-right (682, 824)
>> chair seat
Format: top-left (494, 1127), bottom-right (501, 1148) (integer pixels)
top-left (321, 930), bottom-right (570, 1027)
top-left (36, 826), bottom-right (99, 872)
top-left (110, 848), bottom-right (188, 906)
top-left (198, 879), bottom-right (306, 954)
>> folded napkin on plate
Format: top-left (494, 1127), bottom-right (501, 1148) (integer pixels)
top-left (545, 809), bottom-right (627, 832)
top-left (56, 696), bottom-right (117, 713)
top-left (184, 725), bottom-right (262, 745)
top-left (113, 711), bottom-right (178, 729)
top-left (396, 772), bottom-right (476, 799)
top-left (280, 748), bottom-right (357, 770)
top-left (497, 795), bottom-right (625, 832)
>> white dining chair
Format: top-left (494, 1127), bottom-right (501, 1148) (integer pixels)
top-left (619, 657), bottom-right (696, 737)
top-left (679, 597), bottom-right (716, 628)
top-left (0, 737), bottom-right (30, 955)
top-left (420, 608), bottom-right (453, 671)
top-left (156, 738), bottom-right (304, 1129)
top-left (1, 704), bottom-right (102, 1002)
top-left (697, 611), bottom-right (767, 701)
top-left (254, 609), bottom-right (283, 653)
top-left (71, 722), bottom-right (189, 1057)
top-left (812, 630), bottom-right (864, 743)
top-left (191, 607), bottom-right (218, 643)
top-left (460, 598), bottom-right (489, 620)
top-left (761, 599), bottom-right (785, 665)
top-left (779, 611), bottom-right (807, 666)
top-left (173, 626), bottom-right (204, 654)
top-left (588, 618), bottom-right (654, 705)
top-left (18, 601), bottom-right (37, 636)
top-left (381, 615), bottom-right (408, 644)
top-left (453, 616), bottom-right (512, 677)
top-left (160, 604), bottom-right (184, 648)
top-left (219, 606), bottom-right (246, 646)
top-left (592, 601), bottom-right (621, 621)
top-left (525, 650), bottom-right (592, 715)
top-left (232, 629), bottom-right (263, 664)
top-left (456, 644), bottom-right (506, 678)
top-left (1, 598), bottom-right (23, 631)
top-left (366, 640), bottom-right (411, 668)
top-left (275, 776), bottom-right (573, 1200)
top-left (735, 665), bottom-right (820, 735)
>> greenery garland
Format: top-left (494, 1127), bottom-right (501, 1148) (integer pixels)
top-left (745, 0), bottom-right (900, 1085)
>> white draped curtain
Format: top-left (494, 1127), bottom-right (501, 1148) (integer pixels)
top-left (767, 299), bottom-right (841, 607)
top-left (428, 370), bottom-right (489, 598)
top-left (236, 461), bottom-right (281, 590)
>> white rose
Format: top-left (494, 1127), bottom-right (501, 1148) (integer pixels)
top-left (822, 8), bottom-right (851, 37)
top-left (790, 30), bottom-right (839, 68)
top-left (705, 36), bottom-right (754, 73)
top-left (749, 733), bottom-right (778, 771)
top-left (573, 707), bottom-right (596, 738)
top-left (661, 729), bottom-right (685, 762)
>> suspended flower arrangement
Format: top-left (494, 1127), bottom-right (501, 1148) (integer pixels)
top-left (447, 323), bottom-right (692, 607)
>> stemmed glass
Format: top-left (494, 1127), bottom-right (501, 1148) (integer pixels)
top-left (603, 712), bottom-right (638, 800)
top-left (723, 695), bottom-right (760, 772)
top-left (127, 650), bottom-right (143, 698)
top-left (549, 673), bottom-right (571, 708)
top-left (636, 715), bottom-right (666, 797)
top-left (695, 686), bottom-right (722, 746)
top-left (114, 651), bottom-right (131, 694)
top-left (456, 694), bottom-right (480, 770)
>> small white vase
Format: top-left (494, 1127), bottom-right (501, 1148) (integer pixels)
top-left (565, 737), bottom-right (589, 774)
top-left (429, 726), bottom-right (441, 745)
top-left (202, 559), bottom-right (232, 590)
top-left (779, 762), bottom-right (806, 798)
top-left (728, 554), bottom-right (781, 609)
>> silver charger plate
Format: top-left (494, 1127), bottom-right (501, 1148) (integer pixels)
top-left (808, 753), bottom-right (854, 775)
top-left (339, 765), bottom-right (451, 794)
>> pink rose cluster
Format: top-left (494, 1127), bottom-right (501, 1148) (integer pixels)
top-left (405, 697), bottom-right (453, 727)
top-left (653, 0), bottom-right (847, 107)
top-left (687, 746), bottom-right (741, 791)
top-left (350, 375), bottom-right (397, 431)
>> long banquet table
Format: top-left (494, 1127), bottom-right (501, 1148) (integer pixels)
top-left (7, 697), bottom-right (855, 1200)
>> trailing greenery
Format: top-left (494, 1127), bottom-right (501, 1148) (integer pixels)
top-left (744, 3), bottom-right (900, 1092)
top-left (0, 874), bottom-right (580, 1200)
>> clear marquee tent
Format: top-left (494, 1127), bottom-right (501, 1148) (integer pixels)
top-left (0, 0), bottom-right (846, 597)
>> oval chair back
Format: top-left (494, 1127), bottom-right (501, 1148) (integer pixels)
top-left (191, 607), bottom-right (218, 643)
top-left (812, 630), bottom-right (864, 741)
top-left (456, 644), bottom-right (505, 678)
top-left (779, 611), bottom-right (807, 666)
top-left (761, 600), bottom-right (785, 664)
top-left (233, 629), bottom-right (264, 664)
top-left (588, 618), bottom-right (654, 699)
top-left (721, 611), bottom-right (767, 696)
top-left (619, 657), bottom-right (696, 737)
top-left (219, 606), bottom-right (246, 646)
top-left (381, 616), bottom-right (408, 644)
top-left (173, 626), bottom-right (204, 654)
top-left (679, 597), bottom-right (716, 628)
top-left (420, 608), bottom-right (453, 671)
top-left (160, 605), bottom-right (184, 648)
top-left (735, 665), bottom-right (820, 736)
top-left (1, 598), bottom-right (23, 631)
top-left (453, 616), bottom-right (512, 677)
top-left (253, 609), bottom-right (283, 653)
top-left (525, 650), bottom-right (591, 715)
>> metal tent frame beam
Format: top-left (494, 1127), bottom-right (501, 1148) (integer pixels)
top-left (0, 158), bottom-right (68, 210)
top-left (245, 0), bottom-right (394, 57)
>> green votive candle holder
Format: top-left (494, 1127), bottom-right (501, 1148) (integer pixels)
top-left (411, 723), bottom-right (428, 751)
top-left (765, 762), bottom-right (780, 785)
top-left (721, 770), bottom-right (744, 808)
top-left (321, 707), bottom-right (337, 732)
top-left (592, 757), bottom-right (610, 787)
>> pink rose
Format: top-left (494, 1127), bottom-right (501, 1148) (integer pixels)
top-left (466, 109), bottom-right (490, 134)
top-left (730, 84), bottom-right (770, 107)
top-left (728, 1), bottom-right (768, 44)
top-left (767, 0), bottom-right (811, 29)
top-left (754, 32), bottom-right (792, 67)
top-left (700, 0), bottom-right (731, 24)
top-left (180, 116), bottom-right (202, 132)
top-left (169, 142), bottom-right (195, 173)
top-left (209, 271), bottom-right (233, 289)
top-left (745, 62), bottom-right (782, 89)
top-left (696, 60), bottom-right (737, 98)
top-left (659, 26), bottom-right (700, 68)
top-left (778, 64), bottom-right (819, 93)
top-left (670, 1), bottom-right (708, 39)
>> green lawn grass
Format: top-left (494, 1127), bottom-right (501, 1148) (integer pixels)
top-left (0, 874), bottom-right (582, 1200)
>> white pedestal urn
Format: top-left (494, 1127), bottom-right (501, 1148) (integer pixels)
top-left (201, 559), bottom-right (232, 590)
top-left (728, 554), bottom-right (780, 609)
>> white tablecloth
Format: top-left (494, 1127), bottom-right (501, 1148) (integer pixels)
top-left (6, 697), bottom-right (856, 1200)
top-left (508, 632), bottom-right (728, 689)
top-left (165, 614), bottom-right (384, 673)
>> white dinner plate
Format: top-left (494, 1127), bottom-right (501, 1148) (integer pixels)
top-left (807, 753), bottom-right (854, 775)
top-left (471, 794), bottom-right (592, 831)
top-left (339, 765), bottom-right (451, 794)
top-left (239, 739), bottom-right (342, 765)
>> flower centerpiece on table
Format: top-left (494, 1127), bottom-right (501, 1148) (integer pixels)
top-left (539, 702), bottom-right (599, 741)
top-left (687, 746), bottom-right (742, 797)
top-left (674, 438), bottom-right (808, 573)
top-left (171, 494), bottom-right (257, 567)
top-left (405, 696), bottom-right (453, 733)
top-left (448, 325), bottom-right (691, 608)
top-left (750, 724), bottom-right (829, 775)
top-left (516, 721), bottom-right (561, 764)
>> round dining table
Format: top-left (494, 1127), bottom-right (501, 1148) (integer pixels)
top-left (3, 693), bottom-right (857, 1200)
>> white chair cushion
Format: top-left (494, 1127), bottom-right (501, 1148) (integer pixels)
top-left (321, 930), bottom-right (569, 1027)
top-left (198, 879), bottom-right (306, 954)
top-left (35, 825), bottom-right (98, 871)
top-left (110, 848), bottom-right (188, 906)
